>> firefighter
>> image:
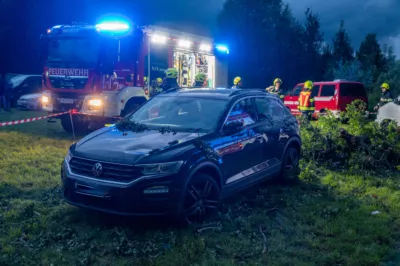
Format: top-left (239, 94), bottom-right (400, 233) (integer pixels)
top-left (298, 80), bottom-right (315, 120)
top-left (161, 68), bottom-right (180, 91)
top-left (232, 76), bottom-right (243, 89)
top-left (374, 83), bottom-right (394, 111)
top-left (193, 73), bottom-right (207, 87)
top-left (266, 78), bottom-right (284, 101)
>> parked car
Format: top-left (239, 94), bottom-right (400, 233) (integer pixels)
top-left (284, 80), bottom-right (368, 117)
top-left (7, 75), bottom-right (42, 107)
top-left (16, 92), bottom-right (42, 110)
top-left (375, 95), bottom-right (400, 126)
top-left (61, 88), bottom-right (301, 223)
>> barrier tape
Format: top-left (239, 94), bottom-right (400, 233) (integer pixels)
top-left (0, 110), bottom-right (123, 127)
top-left (0, 111), bottom-right (70, 127)
top-left (72, 111), bottom-right (121, 119)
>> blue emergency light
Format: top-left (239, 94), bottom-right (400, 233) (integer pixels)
top-left (95, 21), bottom-right (130, 32)
top-left (216, 45), bottom-right (229, 54)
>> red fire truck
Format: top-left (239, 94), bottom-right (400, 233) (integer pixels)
top-left (39, 20), bottom-right (229, 132)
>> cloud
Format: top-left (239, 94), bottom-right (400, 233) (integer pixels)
top-left (285, 0), bottom-right (400, 52)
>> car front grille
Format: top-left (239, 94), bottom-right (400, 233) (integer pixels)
top-left (69, 157), bottom-right (142, 183)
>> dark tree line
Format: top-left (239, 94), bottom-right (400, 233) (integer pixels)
top-left (217, 0), bottom-right (398, 101)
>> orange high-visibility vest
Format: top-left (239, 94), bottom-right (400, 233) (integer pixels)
top-left (298, 90), bottom-right (315, 111)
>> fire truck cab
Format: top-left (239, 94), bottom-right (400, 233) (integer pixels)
top-left (39, 20), bottom-right (229, 132)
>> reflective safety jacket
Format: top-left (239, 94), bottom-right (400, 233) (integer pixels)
top-left (377, 90), bottom-right (394, 107)
top-left (298, 90), bottom-right (315, 111)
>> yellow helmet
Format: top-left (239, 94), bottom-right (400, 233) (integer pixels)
top-left (304, 80), bottom-right (313, 89)
top-left (144, 77), bottom-right (147, 82)
top-left (195, 73), bottom-right (206, 83)
top-left (381, 83), bottom-right (390, 90)
top-left (165, 68), bottom-right (178, 78)
top-left (274, 78), bottom-right (282, 85)
top-left (233, 76), bottom-right (241, 85)
top-left (157, 77), bottom-right (162, 84)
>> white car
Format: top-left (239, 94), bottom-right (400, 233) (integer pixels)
top-left (17, 93), bottom-right (42, 110)
top-left (375, 96), bottom-right (400, 126)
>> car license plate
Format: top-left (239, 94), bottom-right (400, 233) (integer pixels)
top-left (59, 98), bottom-right (74, 104)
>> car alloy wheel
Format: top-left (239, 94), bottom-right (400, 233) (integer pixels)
top-left (282, 147), bottom-right (300, 180)
top-left (183, 173), bottom-right (220, 224)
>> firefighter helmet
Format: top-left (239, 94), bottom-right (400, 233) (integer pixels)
top-left (157, 77), bottom-right (162, 84)
top-left (304, 80), bottom-right (313, 89)
top-left (165, 68), bottom-right (178, 79)
top-left (195, 73), bottom-right (206, 83)
top-left (381, 83), bottom-right (390, 90)
top-left (274, 78), bottom-right (282, 85)
top-left (233, 76), bottom-right (241, 85)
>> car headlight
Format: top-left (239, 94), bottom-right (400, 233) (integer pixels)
top-left (42, 95), bottom-right (50, 103)
top-left (65, 150), bottom-right (73, 163)
top-left (137, 161), bottom-right (183, 175)
top-left (88, 99), bottom-right (102, 106)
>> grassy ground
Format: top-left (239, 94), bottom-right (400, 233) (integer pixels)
top-left (1, 110), bottom-right (400, 265)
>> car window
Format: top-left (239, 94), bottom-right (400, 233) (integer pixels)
top-left (290, 85), bottom-right (303, 96)
top-left (320, 85), bottom-right (335, 96)
top-left (21, 77), bottom-right (42, 93)
top-left (131, 96), bottom-right (229, 132)
top-left (339, 83), bottom-right (367, 97)
top-left (254, 96), bottom-right (285, 122)
top-left (225, 98), bottom-right (256, 127)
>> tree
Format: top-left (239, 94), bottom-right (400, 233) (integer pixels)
top-left (332, 20), bottom-right (353, 65)
top-left (356, 33), bottom-right (384, 82)
top-left (302, 8), bottom-right (323, 80)
top-left (217, 0), bottom-right (306, 88)
top-left (333, 60), bottom-right (373, 89)
top-left (320, 44), bottom-right (334, 80)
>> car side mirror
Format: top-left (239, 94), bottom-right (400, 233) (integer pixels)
top-left (222, 120), bottom-right (244, 135)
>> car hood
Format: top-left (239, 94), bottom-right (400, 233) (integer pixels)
top-left (73, 125), bottom-right (205, 164)
top-left (19, 93), bottom-right (42, 100)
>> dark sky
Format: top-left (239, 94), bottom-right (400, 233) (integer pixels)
top-left (286, 0), bottom-right (400, 55)
top-left (1, 0), bottom-right (398, 53)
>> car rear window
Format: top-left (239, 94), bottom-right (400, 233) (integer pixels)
top-left (339, 83), bottom-right (366, 97)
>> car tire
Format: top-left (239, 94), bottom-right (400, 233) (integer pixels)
top-left (280, 146), bottom-right (300, 182)
top-left (61, 115), bottom-right (88, 134)
top-left (181, 173), bottom-right (221, 224)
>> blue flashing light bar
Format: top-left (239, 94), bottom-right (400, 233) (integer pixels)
top-left (216, 45), bottom-right (229, 54)
top-left (95, 22), bottom-right (130, 32)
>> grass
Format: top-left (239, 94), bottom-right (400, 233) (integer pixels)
top-left (1, 110), bottom-right (400, 265)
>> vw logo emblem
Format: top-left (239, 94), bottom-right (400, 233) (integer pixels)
top-left (92, 163), bottom-right (103, 177)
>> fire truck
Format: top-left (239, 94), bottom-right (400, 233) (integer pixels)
top-left (39, 20), bottom-right (229, 132)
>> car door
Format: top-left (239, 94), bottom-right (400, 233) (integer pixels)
top-left (216, 97), bottom-right (264, 187)
top-left (253, 96), bottom-right (287, 175)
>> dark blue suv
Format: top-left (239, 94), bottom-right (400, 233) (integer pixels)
top-left (61, 88), bottom-right (301, 223)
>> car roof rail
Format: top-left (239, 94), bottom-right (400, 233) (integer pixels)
top-left (229, 88), bottom-right (265, 96)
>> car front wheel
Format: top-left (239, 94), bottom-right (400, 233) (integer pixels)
top-left (280, 146), bottom-right (300, 181)
top-left (182, 173), bottom-right (220, 224)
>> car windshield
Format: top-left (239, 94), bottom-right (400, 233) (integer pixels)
top-left (47, 38), bottom-right (100, 68)
top-left (128, 95), bottom-right (229, 132)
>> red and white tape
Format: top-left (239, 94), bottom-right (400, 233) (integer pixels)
top-left (72, 111), bottom-right (121, 119)
top-left (0, 111), bottom-right (69, 127)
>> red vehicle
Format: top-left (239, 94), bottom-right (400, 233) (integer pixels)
top-left (39, 20), bottom-right (229, 132)
top-left (284, 80), bottom-right (368, 117)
